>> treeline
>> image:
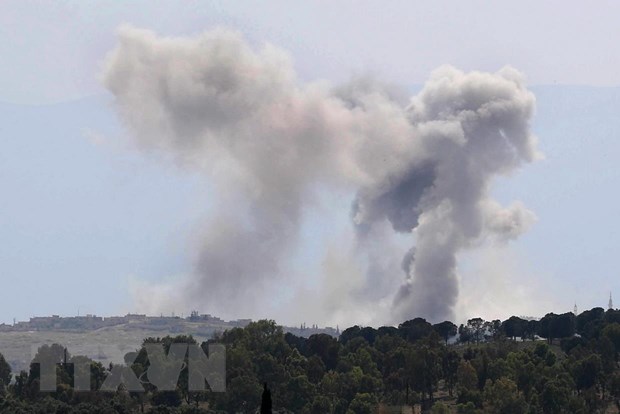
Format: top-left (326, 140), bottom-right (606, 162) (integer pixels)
top-left (1, 307), bottom-right (620, 413)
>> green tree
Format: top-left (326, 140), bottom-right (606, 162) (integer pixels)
top-left (603, 323), bottom-right (620, 361)
top-left (340, 326), bottom-right (362, 345)
top-left (306, 355), bottom-right (326, 384)
top-left (483, 377), bottom-right (528, 413)
top-left (346, 392), bottom-right (377, 414)
top-left (540, 380), bottom-right (571, 414)
top-left (458, 324), bottom-right (473, 344)
top-left (501, 316), bottom-right (528, 341)
top-left (443, 349), bottom-right (460, 396)
top-left (221, 375), bottom-right (262, 413)
top-left (0, 352), bottom-right (11, 388)
top-left (572, 353), bottom-right (602, 391)
top-left (608, 371), bottom-right (620, 409)
top-left (308, 395), bottom-right (332, 414)
top-left (399, 318), bottom-right (433, 343)
top-left (467, 318), bottom-right (485, 343)
top-left (457, 360), bottom-right (478, 392)
top-left (151, 390), bottom-right (183, 407)
top-left (576, 307), bottom-right (605, 339)
top-left (539, 312), bottom-right (575, 344)
top-left (433, 321), bottom-right (457, 345)
top-left (307, 334), bottom-right (340, 370)
top-left (484, 320), bottom-right (502, 340)
top-left (405, 340), bottom-right (442, 403)
top-left (431, 401), bottom-right (451, 413)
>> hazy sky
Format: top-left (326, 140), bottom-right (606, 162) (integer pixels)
top-left (2, 1), bottom-right (620, 105)
top-left (1, 1), bottom-right (620, 326)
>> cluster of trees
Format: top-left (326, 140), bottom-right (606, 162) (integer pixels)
top-left (2, 308), bottom-right (620, 412)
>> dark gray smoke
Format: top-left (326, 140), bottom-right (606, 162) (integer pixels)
top-left (349, 68), bottom-right (540, 321)
top-left (103, 26), bottom-right (538, 323)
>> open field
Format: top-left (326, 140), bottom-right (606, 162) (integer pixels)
top-left (0, 325), bottom-right (213, 373)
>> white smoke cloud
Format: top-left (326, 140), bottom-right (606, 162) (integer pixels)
top-left (103, 26), bottom-right (539, 324)
top-left (454, 245), bottom-right (560, 323)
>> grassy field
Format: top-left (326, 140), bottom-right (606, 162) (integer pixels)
top-left (0, 325), bottom-right (213, 373)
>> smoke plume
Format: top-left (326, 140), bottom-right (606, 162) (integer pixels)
top-left (103, 26), bottom-right (539, 323)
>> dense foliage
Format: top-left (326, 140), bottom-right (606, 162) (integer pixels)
top-left (2, 308), bottom-right (620, 413)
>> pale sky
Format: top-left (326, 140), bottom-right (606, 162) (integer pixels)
top-left (1, 1), bottom-right (620, 325)
top-left (2, 1), bottom-right (620, 105)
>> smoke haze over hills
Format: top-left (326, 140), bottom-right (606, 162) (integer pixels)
top-left (102, 27), bottom-right (539, 324)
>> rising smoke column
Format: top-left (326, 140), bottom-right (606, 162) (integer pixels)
top-left (352, 68), bottom-right (539, 322)
top-left (102, 27), bottom-right (356, 316)
top-left (103, 26), bottom-right (539, 322)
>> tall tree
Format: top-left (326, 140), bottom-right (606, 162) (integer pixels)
top-left (467, 318), bottom-right (486, 343)
top-left (0, 352), bottom-right (11, 388)
top-left (399, 318), bottom-right (433, 343)
top-left (433, 321), bottom-right (457, 345)
top-left (502, 316), bottom-right (527, 340)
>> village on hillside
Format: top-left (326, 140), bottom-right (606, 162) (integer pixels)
top-left (0, 310), bottom-right (339, 338)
